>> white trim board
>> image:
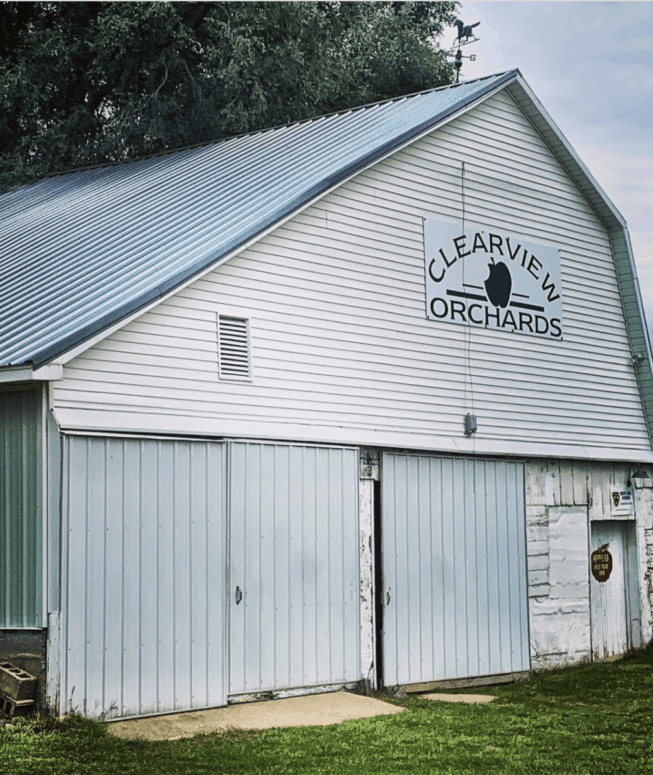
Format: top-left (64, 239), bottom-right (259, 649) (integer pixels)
top-left (51, 408), bottom-right (653, 464)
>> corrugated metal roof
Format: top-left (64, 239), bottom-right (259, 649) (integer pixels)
top-left (0, 71), bottom-right (515, 368)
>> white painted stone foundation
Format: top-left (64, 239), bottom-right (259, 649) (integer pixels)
top-left (526, 460), bottom-right (653, 670)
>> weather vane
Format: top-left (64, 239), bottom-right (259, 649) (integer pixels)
top-left (451, 18), bottom-right (480, 83)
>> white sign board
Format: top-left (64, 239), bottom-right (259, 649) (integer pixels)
top-left (610, 487), bottom-right (634, 517)
top-left (424, 220), bottom-right (563, 340)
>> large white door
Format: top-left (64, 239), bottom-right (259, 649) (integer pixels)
top-left (63, 435), bottom-right (227, 719)
top-left (63, 436), bottom-right (361, 717)
top-left (228, 442), bottom-right (360, 696)
top-left (381, 454), bottom-right (530, 687)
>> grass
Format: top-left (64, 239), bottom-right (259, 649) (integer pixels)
top-left (2, 645), bottom-right (652, 774)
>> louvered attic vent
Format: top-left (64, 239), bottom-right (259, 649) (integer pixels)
top-left (218, 315), bottom-right (251, 380)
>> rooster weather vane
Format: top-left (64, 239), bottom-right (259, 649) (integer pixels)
top-left (451, 18), bottom-right (480, 83)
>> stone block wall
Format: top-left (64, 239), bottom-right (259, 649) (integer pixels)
top-left (0, 629), bottom-right (47, 711)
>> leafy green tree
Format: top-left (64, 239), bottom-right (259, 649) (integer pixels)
top-left (0, 1), bottom-right (458, 191)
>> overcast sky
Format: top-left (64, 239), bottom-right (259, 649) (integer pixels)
top-left (455, 1), bottom-right (653, 329)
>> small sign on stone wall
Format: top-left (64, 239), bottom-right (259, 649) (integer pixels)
top-left (610, 487), bottom-right (634, 517)
top-left (591, 544), bottom-right (613, 582)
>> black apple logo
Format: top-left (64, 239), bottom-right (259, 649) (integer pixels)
top-left (484, 258), bottom-right (512, 308)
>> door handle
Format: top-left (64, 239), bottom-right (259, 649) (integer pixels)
top-left (235, 586), bottom-right (243, 605)
top-left (386, 590), bottom-right (391, 606)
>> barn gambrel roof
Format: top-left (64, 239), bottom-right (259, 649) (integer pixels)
top-left (1, 69), bottom-right (652, 439)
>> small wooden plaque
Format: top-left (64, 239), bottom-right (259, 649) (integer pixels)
top-left (591, 546), bottom-right (613, 582)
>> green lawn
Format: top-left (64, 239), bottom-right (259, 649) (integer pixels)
top-left (2, 645), bottom-right (652, 775)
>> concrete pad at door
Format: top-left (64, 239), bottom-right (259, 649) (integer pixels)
top-left (421, 693), bottom-right (498, 704)
top-left (107, 692), bottom-right (405, 741)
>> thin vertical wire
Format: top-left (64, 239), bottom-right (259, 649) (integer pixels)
top-left (461, 162), bottom-right (477, 452)
top-left (462, 162), bottom-right (476, 418)
top-left (188, 444), bottom-right (194, 707)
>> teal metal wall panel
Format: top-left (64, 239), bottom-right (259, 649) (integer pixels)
top-left (610, 229), bottom-right (653, 445)
top-left (62, 435), bottom-right (227, 719)
top-left (382, 453), bottom-right (529, 686)
top-left (0, 388), bottom-right (42, 627)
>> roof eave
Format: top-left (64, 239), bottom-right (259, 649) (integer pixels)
top-left (0, 363), bottom-right (63, 384)
top-left (505, 75), bottom-right (653, 446)
top-left (506, 75), bottom-right (626, 229)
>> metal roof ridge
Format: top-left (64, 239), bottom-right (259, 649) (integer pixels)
top-left (0, 71), bottom-right (519, 194)
top-left (0, 68), bottom-right (522, 369)
top-left (21, 71), bottom-right (521, 367)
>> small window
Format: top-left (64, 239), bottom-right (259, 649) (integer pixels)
top-left (218, 315), bottom-right (251, 380)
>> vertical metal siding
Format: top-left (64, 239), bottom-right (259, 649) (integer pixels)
top-left (62, 435), bottom-right (227, 719)
top-left (0, 388), bottom-right (42, 628)
top-left (228, 442), bottom-right (360, 695)
top-left (382, 454), bottom-right (529, 686)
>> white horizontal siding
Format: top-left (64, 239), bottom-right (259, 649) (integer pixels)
top-left (53, 90), bottom-right (651, 455)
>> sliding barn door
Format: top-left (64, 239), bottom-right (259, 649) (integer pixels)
top-left (382, 454), bottom-right (530, 687)
top-left (63, 435), bottom-right (227, 719)
top-left (228, 442), bottom-right (360, 696)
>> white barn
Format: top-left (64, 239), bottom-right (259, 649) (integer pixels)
top-left (1, 70), bottom-right (652, 719)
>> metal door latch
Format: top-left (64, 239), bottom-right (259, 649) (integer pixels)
top-left (235, 586), bottom-right (243, 605)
